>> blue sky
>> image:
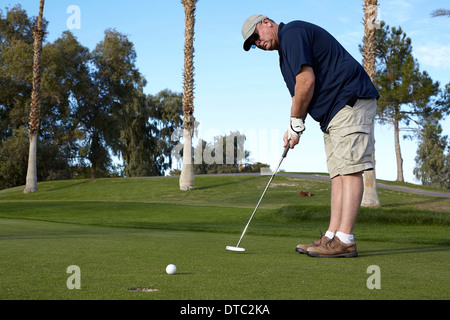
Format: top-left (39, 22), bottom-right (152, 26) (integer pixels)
top-left (8, 0), bottom-right (450, 183)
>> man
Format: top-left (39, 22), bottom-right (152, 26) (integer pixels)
top-left (241, 15), bottom-right (379, 258)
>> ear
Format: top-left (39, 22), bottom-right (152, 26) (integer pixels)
top-left (261, 18), bottom-right (271, 25)
top-left (262, 18), bottom-right (275, 28)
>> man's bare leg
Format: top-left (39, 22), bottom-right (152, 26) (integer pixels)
top-left (328, 172), bottom-right (363, 235)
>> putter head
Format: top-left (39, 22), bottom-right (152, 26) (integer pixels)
top-left (226, 246), bottom-right (245, 252)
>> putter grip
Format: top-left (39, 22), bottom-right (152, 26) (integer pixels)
top-left (282, 144), bottom-right (290, 158)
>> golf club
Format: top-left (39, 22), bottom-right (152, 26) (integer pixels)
top-left (226, 143), bottom-right (291, 252)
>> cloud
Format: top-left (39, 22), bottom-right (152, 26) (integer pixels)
top-left (414, 43), bottom-right (450, 69)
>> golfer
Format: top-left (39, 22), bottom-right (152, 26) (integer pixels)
top-left (242, 15), bottom-right (379, 258)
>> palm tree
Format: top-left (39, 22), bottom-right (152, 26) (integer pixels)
top-left (360, 0), bottom-right (381, 207)
top-left (179, 0), bottom-right (197, 190)
top-left (24, 0), bottom-right (45, 193)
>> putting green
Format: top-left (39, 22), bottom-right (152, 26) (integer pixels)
top-left (1, 218), bottom-right (448, 300)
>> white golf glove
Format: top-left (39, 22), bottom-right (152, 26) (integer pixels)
top-left (288, 117), bottom-right (305, 140)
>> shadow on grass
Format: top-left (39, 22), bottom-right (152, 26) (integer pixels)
top-left (195, 176), bottom-right (259, 190)
top-left (359, 245), bottom-right (450, 257)
top-left (46, 180), bottom-right (90, 192)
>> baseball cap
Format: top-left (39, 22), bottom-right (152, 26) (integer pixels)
top-left (241, 14), bottom-right (268, 51)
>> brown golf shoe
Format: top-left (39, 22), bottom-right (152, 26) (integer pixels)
top-left (306, 236), bottom-right (358, 258)
top-left (296, 232), bottom-right (331, 254)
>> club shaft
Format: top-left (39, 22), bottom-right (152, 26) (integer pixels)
top-left (235, 145), bottom-right (289, 247)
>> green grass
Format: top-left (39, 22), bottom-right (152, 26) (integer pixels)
top-left (0, 175), bottom-right (449, 300)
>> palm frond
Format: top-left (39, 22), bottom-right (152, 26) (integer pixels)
top-left (431, 9), bottom-right (450, 18)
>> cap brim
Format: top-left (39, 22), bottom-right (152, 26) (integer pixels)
top-left (243, 39), bottom-right (252, 51)
top-left (242, 24), bottom-right (257, 52)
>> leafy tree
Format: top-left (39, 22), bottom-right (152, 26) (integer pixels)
top-left (147, 89), bottom-right (183, 175)
top-left (0, 4), bottom-right (77, 188)
top-left (0, 127), bottom-right (29, 189)
top-left (118, 90), bottom-right (183, 177)
top-left (414, 119), bottom-right (449, 189)
top-left (0, 5), bottom-right (185, 188)
top-left (375, 22), bottom-right (441, 181)
top-left (437, 83), bottom-right (450, 111)
top-left (0, 6), bottom-right (35, 189)
top-left (39, 31), bottom-right (90, 180)
top-left (0, 5), bottom-right (39, 140)
top-left (87, 29), bottom-right (147, 178)
top-left (75, 74), bottom-right (109, 179)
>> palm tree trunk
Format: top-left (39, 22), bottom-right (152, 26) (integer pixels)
top-left (361, 0), bottom-right (381, 206)
top-left (179, 0), bottom-right (197, 191)
top-left (24, 0), bottom-right (45, 193)
top-left (180, 124), bottom-right (194, 190)
top-left (24, 134), bottom-right (38, 193)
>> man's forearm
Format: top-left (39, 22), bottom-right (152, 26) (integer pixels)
top-left (291, 65), bottom-right (315, 119)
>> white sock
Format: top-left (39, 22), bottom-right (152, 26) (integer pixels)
top-left (325, 231), bottom-right (335, 239)
top-left (336, 231), bottom-right (354, 244)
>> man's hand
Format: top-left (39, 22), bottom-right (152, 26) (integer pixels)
top-left (289, 116), bottom-right (305, 138)
top-left (283, 130), bottom-right (297, 149)
top-left (284, 117), bottom-right (304, 149)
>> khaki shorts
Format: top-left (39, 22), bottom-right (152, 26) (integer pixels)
top-left (324, 99), bottom-right (377, 178)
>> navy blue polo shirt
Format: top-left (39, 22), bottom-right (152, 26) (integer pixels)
top-left (278, 21), bottom-right (379, 132)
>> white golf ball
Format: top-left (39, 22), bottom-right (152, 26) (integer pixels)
top-left (166, 264), bottom-right (177, 275)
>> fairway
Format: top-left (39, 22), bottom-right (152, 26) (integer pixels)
top-left (0, 175), bottom-right (449, 301)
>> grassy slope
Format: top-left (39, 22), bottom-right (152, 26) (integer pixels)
top-left (0, 175), bottom-right (449, 300)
